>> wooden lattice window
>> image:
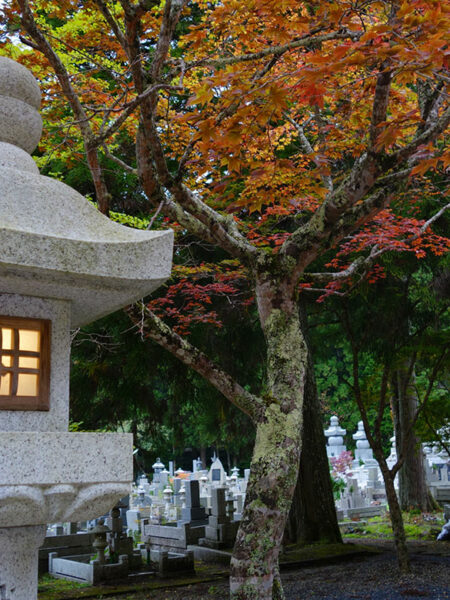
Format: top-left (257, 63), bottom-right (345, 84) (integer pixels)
top-left (0, 316), bottom-right (50, 411)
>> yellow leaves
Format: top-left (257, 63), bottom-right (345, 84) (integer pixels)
top-left (397, 1), bottom-right (413, 18)
top-left (188, 82), bottom-right (215, 106)
top-left (374, 110), bottom-right (421, 152)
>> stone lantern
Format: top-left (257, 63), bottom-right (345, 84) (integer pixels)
top-left (152, 457), bottom-right (165, 483)
top-left (0, 57), bottom-right (173, 599)
top-left (352, 420), bottom-right (376, 466)
top-left (324, 415), bottom-right (347, 458)
top-left (91, 519), bottom-right (110, 565)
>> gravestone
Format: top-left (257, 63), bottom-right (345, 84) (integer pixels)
top-left (199, 487), bottom-right (239, 549)
top-left (180, 480), bottom-right (207, 525)
top-left (209, 457), bottom-right (227, 485)
top-left (107, 506), bottom-right (142, 569)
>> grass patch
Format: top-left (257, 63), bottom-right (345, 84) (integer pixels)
top-left (38, 574), bottom-right (89, 592)
top-left (342, 511), bottom-right (445, 540)
top-left (280, 541), bottom-right (378, 565)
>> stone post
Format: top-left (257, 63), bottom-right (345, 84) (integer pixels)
top-left (0, 525), bottom-right (46, 599)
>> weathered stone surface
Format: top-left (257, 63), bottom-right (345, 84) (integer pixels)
top-left (0, 432), bottom-right (132, 527)
top-left (0, 142), bottom-right (39, 174)
top-left (0, 432), bottom-right (132, 486)
top-left (0, 525), bottom-right (46, 599)
top-left (0, 57), bottom-right (42, 153)
top-left (0, 166), bottom-right (173, 326)
top-left (0, 55), bottom-right (173, 328)
top-left (0, 96), bottom-right (42, 153)
top-left (0, 57), bottom-right (41, 109)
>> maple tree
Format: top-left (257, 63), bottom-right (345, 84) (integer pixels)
top-left (1, 0), bottom-right (449, 597)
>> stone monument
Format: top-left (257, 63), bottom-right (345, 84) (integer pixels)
top-left (352, 421), bottom-right (376, 465)
top-left (325, 416), bottom-right (347, 458)
top-left (0, 57), bottom-right (173, 599)
top-left (180, 480), bottom-right (207, 525)
top-left (199, 487), bottom-right (238, 549)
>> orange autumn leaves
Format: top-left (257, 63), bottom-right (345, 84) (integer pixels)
top-left (1, 0), bottom-right (448, 318)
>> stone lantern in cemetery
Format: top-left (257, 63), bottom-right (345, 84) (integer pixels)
top-left (152, 457), bottom-right (165, 483)
top-left (325, 415), bottom-right (347, 458)
top-left (352, 421), bottom-right (377, 466)
top-left (0, 57), bottom-right (173, 599)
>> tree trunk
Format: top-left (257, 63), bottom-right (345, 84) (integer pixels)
top-left (393, 362), bottom-right (431, 511)
top-left (230, 273), bottom-right (307, 599)
top-left (285, 303), bottom-right (342, 546)
top-left (200, 446), bottom-right (207, 470)
top-left (379, 461), bottom-right (410, 572)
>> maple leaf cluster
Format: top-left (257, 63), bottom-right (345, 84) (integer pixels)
top-left (147, 262), bottom-right (250, 335)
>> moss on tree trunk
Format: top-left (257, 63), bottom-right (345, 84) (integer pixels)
top-left (230, 276), bottom-right (307, 599)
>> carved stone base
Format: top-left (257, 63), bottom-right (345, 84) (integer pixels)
top-left (0, 525), bottom-right (46, 600)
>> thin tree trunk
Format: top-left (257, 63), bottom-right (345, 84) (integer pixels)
top-left (379, 461), bottom-right (410, 572)
top-left (393, 361), bottom-right (431, 511)
top-left (285, 303), bottom-right (342, 546)
top-left (200, 446), bottom-right (207, 470)
top-left (359, 416), bottom-right (411, 573)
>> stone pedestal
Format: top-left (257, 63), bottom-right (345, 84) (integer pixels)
top-left (0, 525), bottom-right (46, 599)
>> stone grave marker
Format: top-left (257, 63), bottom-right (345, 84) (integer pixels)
top-left (180, 480), bottom-right (207, 525)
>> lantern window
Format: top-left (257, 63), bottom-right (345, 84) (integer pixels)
top-left (0, 316), bottom-right (50, 410)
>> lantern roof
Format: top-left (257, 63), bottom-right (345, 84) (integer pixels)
top-left (0, 57), bottom-right (173, 327)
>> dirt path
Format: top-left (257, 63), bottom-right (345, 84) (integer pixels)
top-left (98, 541), bottom-right (450, 600)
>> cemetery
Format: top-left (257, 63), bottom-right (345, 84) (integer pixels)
top-left (0, 2), bottom-right (449, 599)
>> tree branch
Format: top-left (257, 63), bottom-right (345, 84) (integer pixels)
top-left (369, 65), bottom-right (392, 148)
top-left (150, 0), bottom-right (188, 83)
top-left (130, 304), bottom-right (264, 422)
top-left (285, 113), bottom-right (333, 191)
top-left (95, 82), bottom-right (183, 145)
top-left (182, 29), bottom-right (360, 71)
top-left (18, 0), bottom-right (111, 214)
top-left (93, 0), bottom-right (127, 50)
top-left (306, 202), bottom-right (450, 284)
top-left (389, 103), bottom-right (450, 166)
top-left (102, 144), bottom-right (138, 175)
top-left (140, 112), bottom-right (259, 262)
top-left (281, 178), bottom-right (391, 273)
